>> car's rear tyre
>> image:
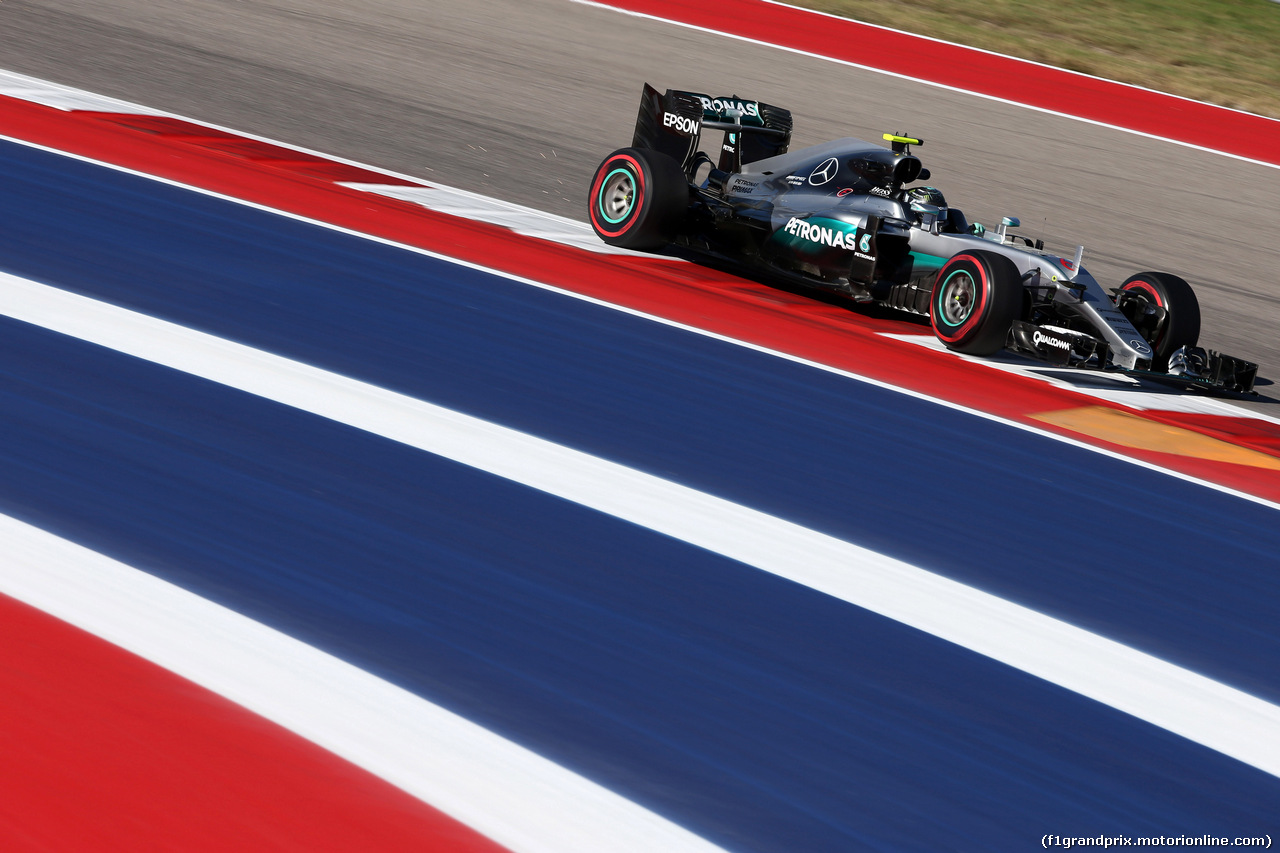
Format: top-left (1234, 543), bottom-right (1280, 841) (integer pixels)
top-left (588, 147), bottom-right (688, 250)
top-left (929, 250), bottom-right (1023, 355)
top-left (1114, 272), bottom-right (1200, 370)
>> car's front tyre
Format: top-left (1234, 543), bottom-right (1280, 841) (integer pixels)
top-left (588, 147), bottom-right (688, 250)
top-left (1114, 272), bottom-right (1200, 370)
top-left (929, 250), bottom-right (1022, 355)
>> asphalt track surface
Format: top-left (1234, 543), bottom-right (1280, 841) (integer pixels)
top-left (4, 136), bottom-right (1280, 849)
top-left (2, 0), bottom-right (1280, 411)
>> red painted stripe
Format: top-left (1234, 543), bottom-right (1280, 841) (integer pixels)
top-left (594, 0), bottom-right (1280, 167)
top-left (90, 113), bottom-right (423, 185)
top-left (4, 93), bottom-right (1279, 504)
top-left (1146, 411), bottom-right (1280, 457)
top-left (0, 593), bottom-right (510, 852)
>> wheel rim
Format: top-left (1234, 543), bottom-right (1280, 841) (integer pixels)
top-left (938, 270), bottom-right (977, 327)
top-left (598, 167), bottom-right (636, 225)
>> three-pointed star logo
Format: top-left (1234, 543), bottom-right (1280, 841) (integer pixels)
top-left (807, 157), bottom-right (839, 185)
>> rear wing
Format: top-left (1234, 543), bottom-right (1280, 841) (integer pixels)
top-left (631, 83), bottom-right (792, 177)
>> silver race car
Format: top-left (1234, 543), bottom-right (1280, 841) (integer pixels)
top-left (589, 84), bottom-right (1257, 393)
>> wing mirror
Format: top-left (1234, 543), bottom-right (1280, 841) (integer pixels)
top-left (997, 216), bottom-right (1020, 242)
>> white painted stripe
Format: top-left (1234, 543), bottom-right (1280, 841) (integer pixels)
top-left (0, 69), bottom-right (169, 115)
top-left (568, 0), bottom-right (1280, 173)
top-left (2, 268), bottom-right (1278, 778)
top-left (0, 512), bottom-right (728, 853)
top-left (4, 129), bottom-right (1277, 513)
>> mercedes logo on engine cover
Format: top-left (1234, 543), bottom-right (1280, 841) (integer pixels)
top-left (808, 157), bottom-right (839, 185)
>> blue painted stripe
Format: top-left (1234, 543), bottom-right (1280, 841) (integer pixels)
top-left (1, 318), bottom-right (1277, 851)
top-left (3, 139), bottom-right (1278, 708)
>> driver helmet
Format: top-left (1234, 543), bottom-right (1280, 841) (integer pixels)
top-left (906, 185), bottom-right (948, 229)
top-left (906, 185), bottom-right (947, 213)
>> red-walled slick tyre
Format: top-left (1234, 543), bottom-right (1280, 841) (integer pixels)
top-left (1114, 271), bottom-right (1200, 370)
top-left (930, 250), bottom-right (1023, 355)
top-left (588, 147), bottom-right (688, 250)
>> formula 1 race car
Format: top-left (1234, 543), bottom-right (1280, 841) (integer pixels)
top-left (588, 84), bottom-right (1258, 393)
